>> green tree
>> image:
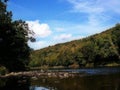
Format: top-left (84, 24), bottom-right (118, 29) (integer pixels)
top-left (74, 51), bottom-right (86, 67)
top-left (0, 0), bottom-right (33, 72)
top-left (112, 24), bottom-right (120, 54)
top-left (80, 42), bottom-right (96, 63)
top-left (94, 36), bottom-right (119, 66)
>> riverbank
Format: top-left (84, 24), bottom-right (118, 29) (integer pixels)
top-left (0, 66), bottom-right (120, 79)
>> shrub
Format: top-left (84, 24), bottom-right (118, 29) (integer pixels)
top-left (0, 66), bottom-right (8, 75)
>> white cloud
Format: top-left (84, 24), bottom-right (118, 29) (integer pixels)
top-left (28, 40), bottom-right (48, 50)
top-left (26, 20), bottom-right (52, 38)
top-left (49, 20), bottom-right (111, 38)
top-left (54, 34), bottom-right (72, 41)
top-left (62, 0), bottom-right (120, 38)
top-left (66, 0), bottom-right (120, 27)
top-left (67, 0), bottom-right (120, 14)
top-left (52, 33), bottom-right (86, 45)
top-left (98, 0), bottom-right (120, 14)
top-left (68, 0), bottom-right (104, 14)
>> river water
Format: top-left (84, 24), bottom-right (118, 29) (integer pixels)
top-left (0, 67), bottom-right (120, 90)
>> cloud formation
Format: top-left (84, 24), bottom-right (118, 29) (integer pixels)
top-left (67, 0), bottom-right (120, 13)
top-left (26, 20), bottom-right (52, 38)
top-left (67, 0), bottom-right (120, 23)
top-left (63, 0), bottom-right (120, 37)
top-left (68, 0), bottom-right (103, 14)
top-left (28, 40), bottom-right (48, 50)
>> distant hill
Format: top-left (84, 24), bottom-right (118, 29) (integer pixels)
top-left (29, 24), bottom-right (120, 68)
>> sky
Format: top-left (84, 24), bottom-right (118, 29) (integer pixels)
top-left (8, 0), bottom-right (120, 50)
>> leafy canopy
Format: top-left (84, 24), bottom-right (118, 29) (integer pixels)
top-left (0, 0), bottom-right (34, 71)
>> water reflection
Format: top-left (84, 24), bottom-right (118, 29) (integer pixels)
top-left (31, 73), bottom-right (120, 90)
top-left (30, 86), bottom-right (49, 90)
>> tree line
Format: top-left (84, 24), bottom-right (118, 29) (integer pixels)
top-left (30, 24), bottom-right (120, 68)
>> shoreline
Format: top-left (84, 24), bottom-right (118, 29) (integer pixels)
top-left (0, 66), bottom-right (120, 79)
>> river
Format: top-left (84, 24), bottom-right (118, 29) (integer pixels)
top-left (0, 67), bottom-right (120, 90)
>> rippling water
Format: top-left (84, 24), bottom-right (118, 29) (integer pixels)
top-left (30, 67), bottom-right (120, 90)
top-left (64, 67), bottom-right (120, 75)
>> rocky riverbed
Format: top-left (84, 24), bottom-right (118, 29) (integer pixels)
top-left (0, 70), bottom-right (82, 79)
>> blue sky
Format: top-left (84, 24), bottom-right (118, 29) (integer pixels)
top-left (8, 0), bottom-right (120, 50)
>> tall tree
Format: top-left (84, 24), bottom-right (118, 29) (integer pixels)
top-left (0, 0), bottom-right (33, 72)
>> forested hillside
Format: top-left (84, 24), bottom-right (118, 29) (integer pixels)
top-left (30, 24), bottom-right (120, 68)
